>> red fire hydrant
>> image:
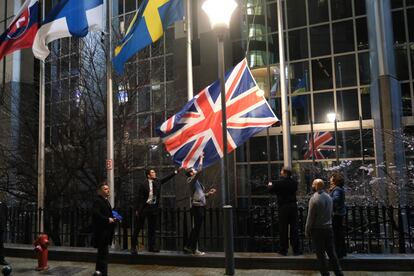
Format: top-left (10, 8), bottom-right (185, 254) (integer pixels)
top-left (34, 233), bottom-right (49, 271)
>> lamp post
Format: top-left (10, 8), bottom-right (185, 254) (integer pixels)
top-left (327, 112), bottom-right (339, 163)
top-left (202, 0), bottom-right (237, 275)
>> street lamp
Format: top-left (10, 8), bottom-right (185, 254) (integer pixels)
top-left (202, 0), bottom-right (237, 275)
top-left (327, 112), bottom-right (340, 163)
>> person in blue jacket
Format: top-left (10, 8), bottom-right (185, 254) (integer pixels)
top-left (329, 172), bottom-right (347, 258)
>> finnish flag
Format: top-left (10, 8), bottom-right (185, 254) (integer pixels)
top-left (32, 0), bottom-right (104, 60)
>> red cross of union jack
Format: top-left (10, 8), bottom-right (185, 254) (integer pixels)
top-left (159, 59), bottom-right (279, 168)
top-left (304, 131), bottom-right (336, 160)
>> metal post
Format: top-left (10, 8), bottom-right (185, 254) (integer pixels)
top-left (186, 0), bottom-right (193, 100)
top-left (277, 0), bottom-right (291, 169)
top-left (334, 118), bottom-right (339, 164)
top-left (106, 0), bottom-right (114, 207)
top-left (37, 0), bottom-right (46, 234)
top-left (1, 0), bottom-right (7, 102)
top-left (217, 32), bottom-right (234, 276)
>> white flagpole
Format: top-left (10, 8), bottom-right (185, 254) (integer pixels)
top-left (37, 0), bottom-right (46, 233)
top-left (106, 0), bottom-right (114, 207)
top-left (277, 0), bottom-right (291, 169)
top-left (186, 0), bottom-right (193, 100)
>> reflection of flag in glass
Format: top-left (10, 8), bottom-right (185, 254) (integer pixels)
top-left (291, 77), bottom-right (307, 109)
top-left (304, 131), bottom-right (335, 159)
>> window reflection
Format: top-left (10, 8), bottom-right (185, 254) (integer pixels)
top-left (335, 55), bottom-right (357, 88)
top-left (312, 58), bottom-right (333, 90)
top-left (337, 90), bottom-right (359, 121)
top-left (313, 92), bottom-right (334, 123)
top-left (308, 0), bottom-right (329, 24)
top-left (310, 24), bottom-right (331, 57)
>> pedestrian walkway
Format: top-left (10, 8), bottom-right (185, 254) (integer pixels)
top-left (4, 257), bottom-right (414, 276)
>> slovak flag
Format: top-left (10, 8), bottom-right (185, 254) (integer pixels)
top-left (32, 0), bottom-right (104, 60)
top-left (0, 0), bottom-right (39, 61)
top-left (158, 59), bottom-right (279, 169)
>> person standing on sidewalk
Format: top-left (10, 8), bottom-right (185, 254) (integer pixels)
top-left (92, 182), bottom-right (116, 276)
top-left (329, 171), bottom-right (347, 258)
top-left (183, 154), bottom-right (216, 256)
top-left (305, 179), bottom-right (343, 276)
top-left (131, 167), bottom-right (180, 254)
top-left (267, 167), bottom-right (301, 256)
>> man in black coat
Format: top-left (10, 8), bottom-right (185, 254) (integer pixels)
top-left (0, 201), bottom-right (8, 265)
top-left (131, 168), bottom-right (179, 254)
top-left (268, 167), bottom-right (301, 256)
top-left (92, 182), bottom-right (115, 276)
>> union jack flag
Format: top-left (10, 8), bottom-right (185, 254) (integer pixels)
top-left (158, 59), bottom-right (279, 168)
top-left (304, 131), bottom-right (336, 160)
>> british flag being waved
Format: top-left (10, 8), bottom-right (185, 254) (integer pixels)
top-left (158, 59), bottom-right (279, 169)
top-left (304, 131), bottom-right (336, 160)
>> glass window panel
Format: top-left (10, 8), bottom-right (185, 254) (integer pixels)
top-left (411, 45), bottom-right (414, 78)
top-left (358, 53), bottom-right (371, 85)
top-left (408, 9), bottom-right (414, 42)
top-left (125, 117), bottom-right (138, 140)
top-left (335, 55), bottom-right (357, 88)
top-left (137, 60), bottom-right (150, 85)
top-left (138, 86), bottom-right (150, 112)
top-left (152, 84), bottom-right (164, 112)
top-left (337, 89), bottom-right (359, 121)
top-left (138, 114), bottom-right (151, 138)
top-left (291, 133), bottom-right (309, 160)
top-left (291, 94), bottom-right (310, 125)
top-left (306, 132), bottom-right (337, 160)
top-left (288, 28), bottom-right (308, 61)
top-left (331, 0), bottom-right (352, 20)
top-left (269, 135), bottom-right (283, 161)
top-left (355, 0), bottom-right (366, 15)
top-left (250, 136), bottom-right (268, 162)
top-left (310, 24), bottom-right (331, 57)
top-left (332, 20), bottom-right (355, 53)
top-left (313, 92), bottom-right (334, 123)
top-left (153, 112), bottom-right (164, 137)
top-left (408, 0), bottom-right (414, 6)
top-left (165, 28), bottom-right (174, 54)
top-left (392, 11), bottom-right (406, 44)
top-left (266, 2), bottom-right (278, 32)
top-left (401, 83), bottom-right (412, 116)
top-left (362, 129), bottom-right (374, 157)
top-left (236, 164), bottom-right (249, 196)
top-left (236, 143), bottom-right (248, 162)
top-left (361, 87), bottom-right (371, 119)
top-left (290, 62), bottom-right (310, 93)
top-left (166, 55), bottom-right (174, 81)
top-left (151, 39), bottom-right (164, 58)
top-left (118, 0), bottom-right (124, 15)
top-left (166, 83), bottom-right (184, 110)
top-left (250, 164), bottom-right (270, 195)
top-left (391, 0), bottom-right (403, 9)
top-left (125, 0), bottom-right (136, 13)
top-left (308, 0), bottom-right (329, 24)
top-left (268, 33), bottom-right (280, 63)
top-left (286, 0), bottom-right (306, 28)
top-left (151, 57), bottom-right (164, 84)
top-left (268, 97), bottom-right (282, 122)
top-left (312, 58), bottom-right (333, 90)
top-left (60, 57), bottom-right (69, 78)
top-left (395, 45), bottom-right (409, 80)
top-left (356, 18), bottom-right (369, 50)
top-left (337, 130), bottom-right (364, 158)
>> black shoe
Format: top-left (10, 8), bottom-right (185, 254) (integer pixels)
top-left (0, 259), bottom-right (9, 265)
top-left (130, 249), bottom-right (137, 255)
top-left (148, 248), bottom-right (160, 253)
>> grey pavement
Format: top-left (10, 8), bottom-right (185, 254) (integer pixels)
top-left (3, 257), bottom-right (414, 276)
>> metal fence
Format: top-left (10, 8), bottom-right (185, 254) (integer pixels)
top-left (5, 205), bottom-right (413, 254)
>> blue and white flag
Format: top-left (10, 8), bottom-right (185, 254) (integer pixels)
top-left (32, 0), bottom-right (104, 60)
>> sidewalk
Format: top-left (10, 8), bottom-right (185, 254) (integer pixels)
top-left (5, 257), bottom-right (414, 276)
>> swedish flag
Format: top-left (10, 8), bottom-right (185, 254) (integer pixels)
top-left (113, 0), bottom-right (184, 74)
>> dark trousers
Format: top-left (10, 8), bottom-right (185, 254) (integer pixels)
top-left (131, 204), bottom-right (158, 251)
top-left (0, 230), bottom-right (4, 260)
top-left (278, 202), bottom-right (300, 254)
top-left (186, 206), bottom-right (205, 251)
top-left (95, 245), bottom-right (108, 276)
top-left (332, 215), bottom-right (346, 258)
top-left (311, 228), bottom-right (343, 276)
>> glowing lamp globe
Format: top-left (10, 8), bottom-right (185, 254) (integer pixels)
top-left (202, 0), bottom-right (238, 30)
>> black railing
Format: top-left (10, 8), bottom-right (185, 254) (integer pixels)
top-left (5, 205), bottom-right (413, 254)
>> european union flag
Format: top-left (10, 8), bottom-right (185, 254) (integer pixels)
top-left (291, 77), bottom-right (307, 109)
top-left (113, 0), bottom-right (184, 74)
